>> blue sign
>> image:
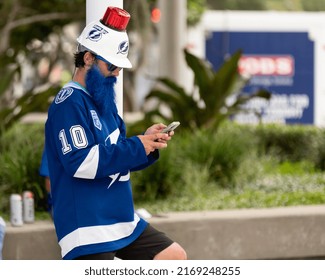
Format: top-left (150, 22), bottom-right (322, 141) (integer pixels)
top-left (206, 31), bottom-right (314, 124)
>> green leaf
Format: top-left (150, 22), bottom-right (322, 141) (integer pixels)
top-left (184, 48), bottom-right (214, 95)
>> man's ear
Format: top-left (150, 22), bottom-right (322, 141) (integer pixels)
top-left (84, 51), bottom-right (95, 67)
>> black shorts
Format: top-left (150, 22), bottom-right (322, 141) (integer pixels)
top-left (74, 224), bottom-right (174, 260)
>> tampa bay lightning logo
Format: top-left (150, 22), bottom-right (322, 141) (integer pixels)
top-left (55, 88), bottom-right (73, 104)
top-left (117, 41), bottom-right (129, 55)
top-left (90, 110), bottom-right (102, 130)
top-left (87, 24), bottom-right (108, 42)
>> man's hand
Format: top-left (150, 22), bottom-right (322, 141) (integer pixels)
top-left (137, 133), bottom-right (170, 155)
top-left (145, 123), bottom-right (175, 137)
top-left (137, 123), bottom-right (174, 155)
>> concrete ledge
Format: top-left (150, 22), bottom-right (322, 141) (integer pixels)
top-left (3, 205), bottom-right (325, 260)
top-left (3, 221), bottom-right (61, 260)
top-left (149, 205), bottom-right (325, 259)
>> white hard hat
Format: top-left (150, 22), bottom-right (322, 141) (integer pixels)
top-left (77, 6), bottom-right (132, 68)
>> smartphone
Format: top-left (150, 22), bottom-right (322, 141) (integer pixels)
top-left (162, 121), bottom-right (180, 133)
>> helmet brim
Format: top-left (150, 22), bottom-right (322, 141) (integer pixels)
top-left (105, 56), bottom-right (132, 69)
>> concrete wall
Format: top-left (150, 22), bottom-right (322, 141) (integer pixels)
top-left (3, 205), bottom-right (325, 260)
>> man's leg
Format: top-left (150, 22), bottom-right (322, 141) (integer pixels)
top-left (154, 242), bottom-right (187, 260)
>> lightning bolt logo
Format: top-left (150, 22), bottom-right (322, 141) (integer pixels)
top-left (107, 173), bottom-right (120, 189)
top-left (117, 41), bottom-right (129, 55)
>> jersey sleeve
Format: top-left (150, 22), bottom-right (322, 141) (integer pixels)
top-left (130, 150), bottom-right (159, 172)
top-left (45, 99), bottom-right (148, 180)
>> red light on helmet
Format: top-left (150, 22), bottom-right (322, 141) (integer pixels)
top-left (101, 6), bottom-right (130, 31)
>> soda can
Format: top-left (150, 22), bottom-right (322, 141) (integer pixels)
top-left (0, 216), bottom-right (5, 260)
top-left (23, 191), bottom-right (34, 223)
top-left (10, 194), bottom-right (23, 227)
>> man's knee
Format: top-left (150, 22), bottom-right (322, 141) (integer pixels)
top-left (173, 243), bottom-right (187, 260)
top-left (154, 242), bottom-right (187, 260)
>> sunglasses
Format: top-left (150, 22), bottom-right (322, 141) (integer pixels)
top-left (95, 55), bottom-right (122, 72)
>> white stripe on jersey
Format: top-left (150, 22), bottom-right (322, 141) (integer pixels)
top-left (120, 172), bottom-right (130, 181)
top-left (109, 128), bottom-right (120, 144)
top-left (74, 145), bottom-right (99, 179)
top-left (59, 214), bottom-right (140, 258)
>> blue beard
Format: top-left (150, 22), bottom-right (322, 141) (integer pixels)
top-left (85, 65), bottom-right (118, 116)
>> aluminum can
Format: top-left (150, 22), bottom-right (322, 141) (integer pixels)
top-left (10, 194), bottom-right (23, 226)
top-left (23, 191), bottom-right (34, 223)
top-left (0, 216), bottom-right (5, 260)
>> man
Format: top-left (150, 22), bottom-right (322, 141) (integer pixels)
top-left (45, 6), bottom-right (186, 260)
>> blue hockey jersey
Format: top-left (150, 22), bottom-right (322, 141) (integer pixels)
top-left (45, 81), bottom-right (157, 259)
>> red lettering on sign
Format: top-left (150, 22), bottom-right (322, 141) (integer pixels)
top-left (238, 55), bottom-right (294, 76)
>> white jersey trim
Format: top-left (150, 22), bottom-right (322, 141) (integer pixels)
top-left (59, 214), bottom-right (140, 258)
top-left (109, 128), bottom-right (120, 144)
top-left (74, 145), bottom-right (99, 179)
top-left (120, 172), bottom-right (130, 182)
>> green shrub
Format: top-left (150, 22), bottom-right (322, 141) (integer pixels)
top-left (132, 122), bottom-right (325, 207)
top-left (132, 123), bottom-right (254, 201)
top-left (181, 124), bottom-right (254, 186)
top-left (254, 124), bottom-right (321, 164)
top-left (313, 129), bottom-right (325, 170)
top-left (0, 122), bottom-right (46, 214)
